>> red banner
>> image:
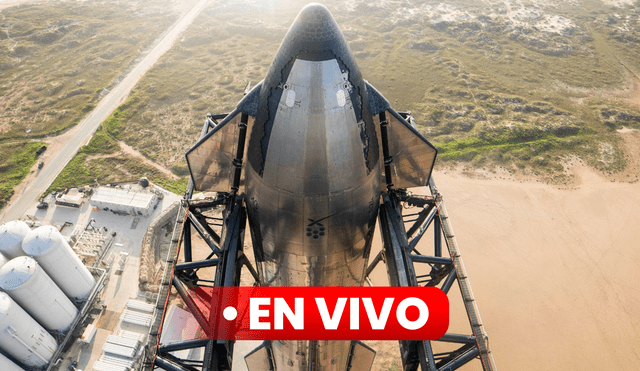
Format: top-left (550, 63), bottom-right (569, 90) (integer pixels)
top-left (198, 287), bottom-right (448, 340)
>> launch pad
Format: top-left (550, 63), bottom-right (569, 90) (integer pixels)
top-left (142, 113), bottom-right (497, 371)
top-left (143, 4), bottom-right (496, 370)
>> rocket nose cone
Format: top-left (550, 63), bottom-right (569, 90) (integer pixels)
top-left (293, 3), bottom-right (339, 40)
top-left (275, 2), bottom-right (350, 61)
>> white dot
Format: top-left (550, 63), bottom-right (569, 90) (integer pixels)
top-left (223, 306), bottom-right (237, 321)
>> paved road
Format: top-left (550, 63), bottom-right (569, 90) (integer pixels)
top-left (1, 0), bottom-right (210, 223)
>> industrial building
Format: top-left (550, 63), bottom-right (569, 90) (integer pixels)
top-left (0, 180), bottom-right (180, 371)
top-left (90, 184), bottom-right (159, 217)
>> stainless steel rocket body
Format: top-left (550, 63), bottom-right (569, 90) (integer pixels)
top-left (243, 5), bottom-right (380, 370)
top-left (185, 4), bottom-right (437, 370)
top-left (245, 56), bottom-right (380, 288)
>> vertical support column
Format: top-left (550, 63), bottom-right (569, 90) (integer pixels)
top-left (378, 197), bottom-right (408, 287)
top-left (419, 341), bottom-right (437, 371)
top-left (429, 178), bottom-right (497, 371)
top-left (202, 340), bottom-right (218, 371)
top-left (434, 217), bottom-right (442, 258)
top-left (212, 197), bottom-right (246, 370)
top-left (231, 113), bottom-right (249, 193)
top-left (379, 111), bottom-right (394, 190)
top-left (379, 194), bottom-right (437, 371)
top-left (183, 218), bottom-right (193, 263)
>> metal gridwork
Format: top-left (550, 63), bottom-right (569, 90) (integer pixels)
top-left (142, 110), bottom-right (497, 371)
top-left (367, 181), bottom-right (497, 371)
top-left (148, 193), bottom-right (256, 371)
top-left (141, 113), bottom-right (259, 371)
top-left (428, 179), bottom-right (496, 371)
top-left (73, 228), bottom-right (108, 258)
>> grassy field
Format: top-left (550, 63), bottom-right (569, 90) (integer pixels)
top-left (9, 0), bottom-right (640, 198)
top-left (0, 0), bottom-right (184, 140)
top-left (66, 0), bottom-right (637, 186)
top-left (0, 0), bottom-right (194, 206)
top-left (348, 0), bottom-right (640, 181)
top-left (47, 99), bottom-right (189, 195)
top-left (0, 141), bottom-right (45, 208)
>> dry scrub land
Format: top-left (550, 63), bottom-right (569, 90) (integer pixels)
top-left (5, 0), bottom-right (640, 197)
top-left (48, 0), bottom-right (640, 196)
top-left (0, 0), bottom-right (189, 206)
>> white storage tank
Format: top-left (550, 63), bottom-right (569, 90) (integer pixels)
top-left (21, 226), bottom-right (95, 300)
top-left (0, 221), bottom-right (29, 259)
top-left (0, 253), bottom-right (8, 270)
top-left (0, 352), bottom-right (24, 371)
top-left (0, 257), bottom-right (78, 332)
top-left (0, 292), bottom-right (58, 368)
top-left (0, 253), bottom-right (7, 294)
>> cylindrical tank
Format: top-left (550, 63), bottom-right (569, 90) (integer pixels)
top-left (0, 221), bottom-right (29, 259)
top-left (0, 292), bottom-right (58, 368)
top-left (0, 352), bottom-right (25, 371)
top-left (0, 257), bottom-right (78, 332)
top-left (0, 253), bottom-right (8, 270)
top-left (21, 226), bottom-right (95, 300)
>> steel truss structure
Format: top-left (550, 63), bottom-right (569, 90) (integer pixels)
top-left (142, 114), bottom-right (497, 371)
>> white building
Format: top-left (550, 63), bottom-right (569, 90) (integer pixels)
top-left (90, 186), bottom-right (158, 217)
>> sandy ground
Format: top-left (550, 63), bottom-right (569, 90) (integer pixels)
top-left (601, 0), bottom-right (635, 6)
top-left (179, 150), bottom-right (640, 370)
top-left (364, 148), bottom-right (640, 370)
top-left (0, 0), bottom-right (51, 11)
top-left (415, 163), bottom-right (640, 369)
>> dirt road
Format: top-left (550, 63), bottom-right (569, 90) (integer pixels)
top-left (0, 0), bottom-right (210, 223)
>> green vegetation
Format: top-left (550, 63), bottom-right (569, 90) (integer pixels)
top-left (153, 177), bottom-right (189, 195)
top-left (47, 105), bottom-right (189, 195)
top-left (344, 0), bottom-right (640, 179)
top-left (7, 0), bottom-right (640, 204)
top-left (0, 141), bottom-right (45, 207)
top-left (0, 0), bottom-right (179, 140)
top-left (0, 0), bottom-right (189, 210)
top-left (48, 150), bottom-right (188, 195)
top-left (71, 7), bottom-right (285, 172)
top-left (86, 0), bottom-right (639, 185)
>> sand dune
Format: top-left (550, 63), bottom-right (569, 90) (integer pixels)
top-left (420, 167), bottom-right (640, 369)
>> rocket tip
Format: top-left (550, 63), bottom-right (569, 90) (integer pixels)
top-left (294, 3), bottom-right (337, 34)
